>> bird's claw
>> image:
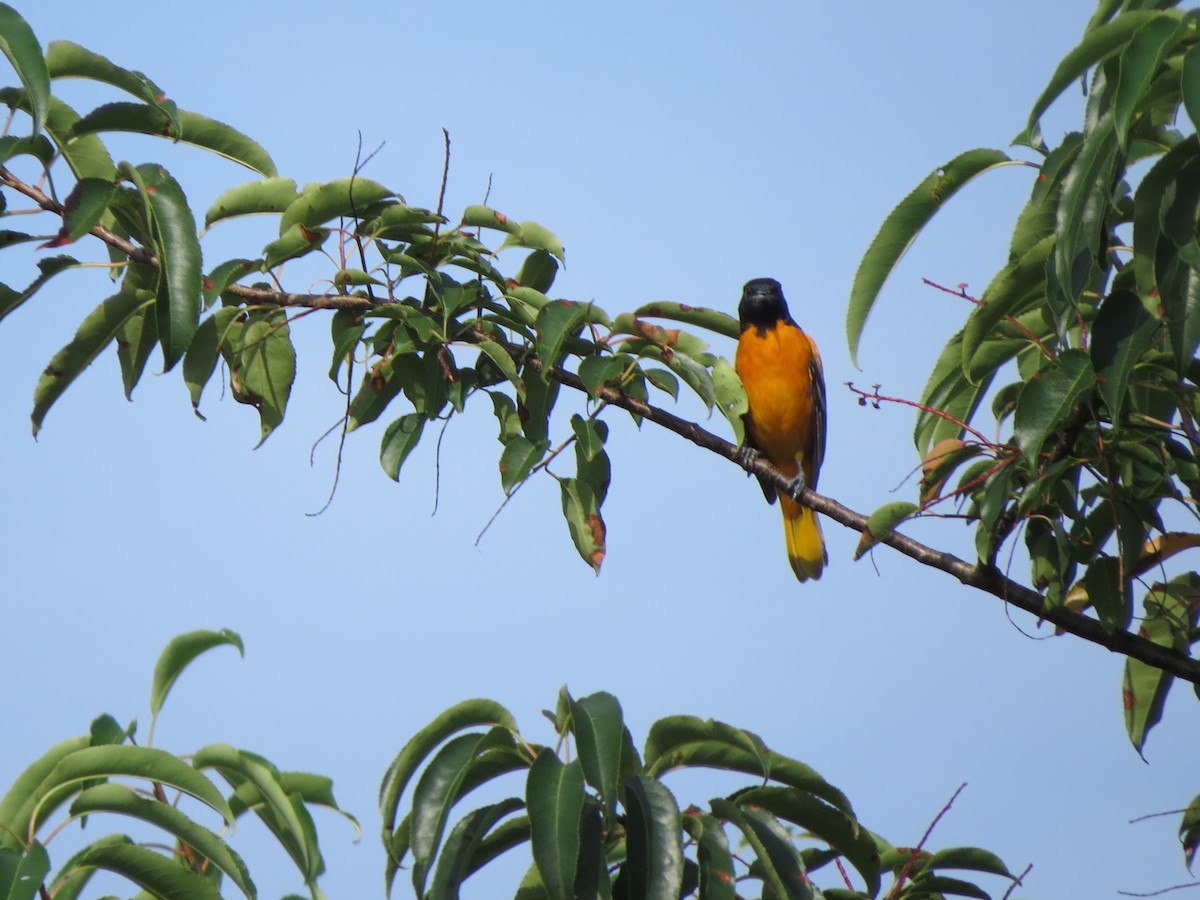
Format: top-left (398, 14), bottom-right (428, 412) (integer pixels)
top-left (784, 471), bottom-right (807, 501)
top-left (736, 445), bottom-right (761, 470)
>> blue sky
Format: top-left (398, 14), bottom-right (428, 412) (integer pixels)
top-left (3, 1), bottom-right (1197, 897)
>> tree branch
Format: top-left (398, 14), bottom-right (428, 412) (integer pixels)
top-left (9, 163), bottom-right (1197, 684)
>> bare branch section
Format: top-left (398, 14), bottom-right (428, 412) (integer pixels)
top-left (7, 165), bottom-right (1197, 685)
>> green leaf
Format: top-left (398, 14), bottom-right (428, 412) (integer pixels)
top-left (516, 250), bottom-right (559, 293)
top-left (631, 301), bottom-right (740, 341)
top-left (31, 285), bottom-right (151, 437)
top-left (428, 798), bottom-right (525, 900)
top-left (74, 837), bottom-right (222, 899)
top-left (1183, 43), bottom-right (1200, 133)
top-left (1052, 110), bottom-right (1119, 310)
top-left (114, 300), bottom-right (157, 399)
top-left (560, 477), bottom-right (605, 573)
top-left (569, 692), bottom-right (623, 818)
top-left (72, 102), bottom-right (277, 175)
top-left (119, 163), bottom-right (202, 370)
top-left (1131, 135), bottom-right (1195, 311)
top-left (41, 177), bottom-right (116, 247)
top-left (477, 339), bottom-right (522, 392)
top-left (736, 786), bottom-right (879, 897)
top-left (0, 133), bottom-right (52, 164)
top-left (461, 204), bottom-right (521, 235)
top-left (0, 736), bottom-right (88, 850)
top-left (1113, 16), bottom-right (1185, 149)
top-left (578, 355), bottom-right (625, 397)
top-left (499, 435), bottom-right (548, 495)
top-left (848, 149), bottom-right (1018, 366)
top-left (182, 306), bottom-right (240, 418)
top-left (712, 799), bottom-right (812, 900)
top-left (712, 356), bottom-right (748, 446)
top-left (0, 255), bottom-right (82, 325)
top-left (1020, 11), bottom-right (1178, 140)
top-left (381, 414), bottom-right (426, 481)
top-left (644, 716), bottom-right (854, 818)
top-left (150, 629), bottom-right (244, 720)
top-left (0, 5), bottom-right (49, 135)
top-left (45, 40), bottom-right (173, 110)
top-left (682, 813), bottom-right (735, 900)
top-left (192, 743), bottom-right (321, 882)
top-left (69, 783), bottom-right (254, 898)
top-left (1124, 579), bottom-right (1198, 755)
top-left (410, 729), bottom-right (512, 897)
top-left (621, 774), bottom-right (683, 900)
top-left (222, 311), bottom-right (296, 447)
top-left (925, 846), bottom-right (1015, 880)
top-left (279, 177), bottom-right (396, 234)
top-left (527, 752), bottom-right (584, 900)
top-left (500, 220), bottom-right (566, 263)
top-left (204, 177), bottom-right (298, 228)
top-left (535, 301), bottom-right (588, 372)
top-left (961, 234), bottom-right (1055, 379)
top-left (520, 366), bottom-right (559, 443)
top-left (0, 841), bottom-right (48, 900)
top-left (379, 699), bottom-right (519, 837)
top-left (0, 89), bottom-right (115, 179)
top-left (262, 223), bottom-right (330, 268)
top-left (1086, 554), bottom-right (1129, 634)
top-left (855, 501), bottom-right (919, 559)
top-left (1181, 792), bottom-right (1200, 871)
top-left (33, 745), bottom-right (234, 829)
top-left (1012, 349), bottom-right (1094, 466)
top-left (1090, 289), bottom-right (1158, 422)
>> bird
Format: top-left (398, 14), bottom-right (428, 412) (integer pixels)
top-left (734, 277), bottom-right (828, 581)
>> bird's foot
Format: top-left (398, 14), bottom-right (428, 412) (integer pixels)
top-left (736, 445), bottom-right (761, 470)
top-left (783, 471), bottom-right (807, 501)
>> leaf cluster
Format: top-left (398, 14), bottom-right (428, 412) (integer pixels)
top-left (0, 629), bottom-right (356, 900)
top-left (378, 689), bottom-right (1020, 900)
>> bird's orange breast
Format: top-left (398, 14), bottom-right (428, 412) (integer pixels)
top-left (735, 322), bottom-right (818, 479)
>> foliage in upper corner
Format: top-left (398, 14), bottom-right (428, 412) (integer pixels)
top-left (0, 5), bottom-right (744, 576)
top-left (379, 688), bottom-right (1021, 900)
top-left (0, 628), bottom-right (357, 900)
top-left (846, 1), bottom-right (1200, 761)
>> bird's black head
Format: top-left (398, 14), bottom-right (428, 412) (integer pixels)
top-left (739, 278), bottom-right (792, 332)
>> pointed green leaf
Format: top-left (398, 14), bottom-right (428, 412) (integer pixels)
top-left (381, 414), bottom-right (426, 481)
top-left (568, 692), bottom-right (623, 816)
top-left (632, 301), bottom-right (740, 341)
top-left (520, 366), bottom-right (559, 442)
top-left (410, 729), bottom-right (512, 897)
top-left (535, 301), bottom-right (588, 372)
top-left (72, 102), bottom-right (277, 175)
top-left (34, 745), bottom-right (234, 829)
top-left (379, 699), bottom-right (519, 836)
top-left (45, 40), bottom-right (172, 109)
top-left (621, 774), bottom-right (683, 900)
top-left (42, 177), bottom-right (117, 247)
top-left (500, 220), bottom-right (565, 262)
top-left (855, 501), bottom-right (920, 560)
top-left (0, 4), bottom-right (49, 135)
top-left (1021, 11), bottom-right (1178, 139)
top-left (516, 250), bottom-right (558, 293)
top-left (0, 255), bottom-right (83, 326)
top-left (115, 299), bottom-right (157, 399)
top-left (222, 311), bottom-right (296, 446)
top-left (31, 286), bottom-right (151, 437)
top-left (182, 306), bottom-right (240, 418)
top-left (461, 204), bottom-right (521, 235)
top-left (1052, 111), bottom-right (1119, 309)
top-left (150, 629), bottom-right (244, 719)
top-left (262, 223), bottom-right (330, 268)
top-left (721, 801), bottom-right (814, 900)
top-left (644, 717), bottom-right (854, 818)
top-left (1184, 42), bottom-right (1200, 134)
top-left (1113, 16), bottom-right (1185, 149)
top-left (848, 149), bottom-right (1019, 366)
top-left (712, 356), bottom-right (748, 446)
top-left (477, 339), bottom-right (522, 391)
top-left (499, 435), bottom-right (548, 495)
top-left (925, 846), bottom-right (1015, 880)
top-left (578, 355), bottom-right (625, 398)
top-left (0, 89), bottom-right (114, 179)
top-left (0, 841), bottom-right (48, 900)
top-left (119, 163), bottom-right (202, 370)
top-left (682, 813), bottom-right (735, 900)
top-left (1090, 289), bottom-right (1158, 422)
top-left (1012, 349), bottom-right (1094, 466)
top-left (0, 737), bottom-right (88, 850)
top-left (560, 477), bottom-right (605, 573)
top-left (192, 743), bottom-right (320, 881)
top-left (279, 177), bottom-right (396, 234)
top-left (75, 838), bottom-right (222, 899)
top-left (527, 752), bottom-right (584, 900)
top-left (69, 783), bottom-right (254, 898)
top-left (429, 798), bottom-right (525, 900)
top-left (204, 177), bottom-right (298, 228)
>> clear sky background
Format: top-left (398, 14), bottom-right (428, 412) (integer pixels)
top-left (3, 2), bottom-right (1198, 897)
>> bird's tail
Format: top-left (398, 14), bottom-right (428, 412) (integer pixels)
top-left (779, 493), bottom-right (826, 582)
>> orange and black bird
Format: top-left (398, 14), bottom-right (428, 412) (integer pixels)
top-left (735, 277), bottom-right (828, 581)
